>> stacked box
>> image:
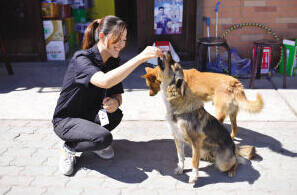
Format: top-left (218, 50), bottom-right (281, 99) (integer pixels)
top-left (72, 0), bottom-right (88, 9)
top-left (43, 20), bottom-right (69, 60)
top-left (61, 4), bottom-right (72, 18)
top-left (280, 39), bottom-right (297, 76)
top-left (67, 33), bottom-right (77, 54)
top-left (46, 41), bottom-right (69, 61)
top-left (42, 0), bottom-right (100, 58)
top-left (43, 20), bottom-right (65, 42)
top-left (64, 17), bottom-right (76, 35)
top-left (72, 0), bottom-right (88, 23)
top-left (57, 0), bottom-right (73, 5)
top-left (72, 8), bottom-right (87, 23)
top-left (41, 2), bottom-right (62, 19)
top-left (64, 17), bottom-right (77, 54)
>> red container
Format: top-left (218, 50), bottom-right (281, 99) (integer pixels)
top-left (253, 45), bottom-right (271, 74)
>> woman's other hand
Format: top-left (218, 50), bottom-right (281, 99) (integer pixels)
top-left (102, 97), bottom-right (119, 113)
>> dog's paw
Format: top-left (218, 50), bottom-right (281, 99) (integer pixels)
top-left (228, 170), bottom-right (236, 177)
top-left (230, 132), bottom-right (236, 140)
top-left (228, 168), bottom-right (236, 177)
top-left (174, 166), bottom-right (184, 175)
top-left (188, 171), bottom-right (199, 183)
top-left (227, 163), bottom-right (237, 177)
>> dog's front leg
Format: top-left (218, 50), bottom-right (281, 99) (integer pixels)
top-left (167, 120), bottom-right (185, 174)
top-left (173, 137), bottom-right (184, 175)
top-left (189, 141), bottom-right (201, 183)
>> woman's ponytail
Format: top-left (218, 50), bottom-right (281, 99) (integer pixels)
top-left (82, 19), bottom-right (103, 50)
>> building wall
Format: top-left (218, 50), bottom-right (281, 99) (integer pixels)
top-left (202, 0), bottom-right (297, 58)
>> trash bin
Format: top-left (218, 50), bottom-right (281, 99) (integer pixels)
top-left (280, 39), bottom-right (297, 77)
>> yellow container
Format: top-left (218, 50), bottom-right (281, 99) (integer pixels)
top-left (87, 0), bottom-right (115, 20)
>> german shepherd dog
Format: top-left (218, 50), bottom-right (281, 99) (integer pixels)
top-left (142, 62), bottom-right (264, 140)
top-left (158, 52), bottom-right (245, 183)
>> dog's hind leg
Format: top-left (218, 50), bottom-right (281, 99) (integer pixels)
top-left (216, 149), bottom-right (237, 177)
top-left (215, 111), bottom-right (226, 125)
top-left (229, 108), bottom-right (239, 139)
top-left (214, 94), bottom-right (227, 123)
top-left (173, 137), bottom-right (185, 175)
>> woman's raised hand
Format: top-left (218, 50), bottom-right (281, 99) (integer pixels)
top-left (138, 46), bottom-right (163, 62)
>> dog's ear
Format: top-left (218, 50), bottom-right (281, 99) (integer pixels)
top-left (157, 57), bottom-right (165, 71)
top-left (144, 67), bottom-right (153, 73)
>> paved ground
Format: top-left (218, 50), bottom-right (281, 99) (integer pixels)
top-left (0, 59), bottom-right (297, 195)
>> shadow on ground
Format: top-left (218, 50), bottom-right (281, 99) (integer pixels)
top-left (0, 60), bottom-right (151, 93)
top-left (72, 124), bottom-right (296, 187)
top-left (74, 138), bottom-right (259, 187)
top-left (231, 124), bottom-right (297, 158)
top-left (1, 59), bottom-right (296, 93)
top-left (0, 62), bottom-right (68, 93)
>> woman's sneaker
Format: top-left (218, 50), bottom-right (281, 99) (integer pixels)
top-left (93, 145), bottom-right (114, 159)
top-left (59, 144), bottom-right (76, 176)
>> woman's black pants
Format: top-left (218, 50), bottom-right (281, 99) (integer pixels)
top-left (53, 109), bottom-right (123, 152)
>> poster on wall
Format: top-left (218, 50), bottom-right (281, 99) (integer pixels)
top-left (154, 0), bottom-right (183, 35)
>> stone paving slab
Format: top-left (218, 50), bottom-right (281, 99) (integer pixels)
top-left (0, 120), bottom-right (296, 195)
top-left (1, 61), bottom-right (296, 122)
top-left (278, 89), bottom-right (297, 116)
top-left (1, 86), bottom-right (295, 122)
top-left (0, 87), bottom-right (59, 120)
top-left (121, 89), bottom-right (297, 122)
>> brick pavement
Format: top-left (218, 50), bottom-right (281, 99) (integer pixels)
top-left (1, 119), bottom-right (297, 195)
top-left (1, 62), bottom-right (297, 194)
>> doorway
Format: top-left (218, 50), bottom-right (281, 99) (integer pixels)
top-left (0, 0), bottom-right (46, 61)
top-left (115, 0), bottom-right (137, 42)
top-left (114, 0), bottom-right (138, 60)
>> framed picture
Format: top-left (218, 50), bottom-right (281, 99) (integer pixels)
top-left (154, 0), bottom-right (183, 35)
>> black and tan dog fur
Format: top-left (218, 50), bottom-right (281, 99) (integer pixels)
top-left (159, 53), bottom-right (241, 183)
top-left (142, 60), bottom-right (264, 140)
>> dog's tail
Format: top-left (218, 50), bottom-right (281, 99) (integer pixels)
top-left (233, 81), bottom-right (264, 113)
top-left (235, 145), bottom-right (255, 165)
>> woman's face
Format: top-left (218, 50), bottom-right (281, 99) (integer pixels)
top-left (104, 29), bottom-right (127, 58)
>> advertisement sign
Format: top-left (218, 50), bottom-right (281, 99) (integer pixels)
top-left (154, 0), bottom-right (183, 35)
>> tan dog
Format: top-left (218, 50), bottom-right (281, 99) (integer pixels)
top-left (142, 64), bottom-right (264, 139)
top-left (158, 52), bottom-right (245, 183)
